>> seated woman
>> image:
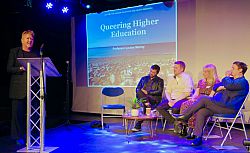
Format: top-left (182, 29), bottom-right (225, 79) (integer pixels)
top-left (178, 64), bottom-right (220, 138)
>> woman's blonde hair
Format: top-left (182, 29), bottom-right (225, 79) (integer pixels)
top-left (203, 64), bottom-right (219, 84)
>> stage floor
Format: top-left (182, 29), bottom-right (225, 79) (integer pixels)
top-left (0, 116), bottom-right (249, 153)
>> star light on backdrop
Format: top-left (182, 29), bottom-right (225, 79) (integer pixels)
top-left (62, 6), bottom-right (69, 13)
top-left (46, 3), bottom-right (53, 9)
top-left (42, 0), bottom-right (174, 15)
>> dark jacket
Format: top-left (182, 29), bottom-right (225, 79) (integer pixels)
top-left (136, 75), bottom-right (164, 104)
top-left (212, 76), bottom-right (249, 111)
top-left (7, 47), bottom-right (38, 99)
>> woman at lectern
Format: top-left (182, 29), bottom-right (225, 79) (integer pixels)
top-left (7, 30), bottom-right (38, 145)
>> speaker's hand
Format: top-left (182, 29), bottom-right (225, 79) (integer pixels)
top-left (19, 66), bottom-right (26, 71)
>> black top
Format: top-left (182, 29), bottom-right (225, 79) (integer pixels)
top-left (136, 75), bottom-right (164, 104)
top-left (22, 50), bottom-right (37, 58)
top-left (7, 47), bottom-right (38, 99)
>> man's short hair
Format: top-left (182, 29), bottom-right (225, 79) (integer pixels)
top-left (233, 61), bottom-right (248, 75)
top-left (22, 30), bottom-right (35, 38)
top-left (151, 64), bottom-right (160, 74)
top-left (174, 61), bottom-right (186, 72)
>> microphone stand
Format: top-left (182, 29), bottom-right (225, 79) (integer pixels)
top-left (39, 44), bottom-right (47, 143)
top-left (40, 44), bottom-right (47, 136)
top-left (65, 60), bottom-right (71, 125)
top-left (57, 60), bottom-right (72, 129)
top-left (40, 44), bottom-right (46, 102)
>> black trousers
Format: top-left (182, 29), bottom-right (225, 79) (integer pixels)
top-left (156, 98), bottom-right (188, 124)
top-left (182, 96), bottom-right (235, 137)
top-left (136, 90), bottom-right (159, 109)
top-left (11, 99), bottom-right (26, 140)
top-left (135, 90), bottom-right (160, 127)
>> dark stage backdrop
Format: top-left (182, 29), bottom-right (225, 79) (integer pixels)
top-left (0, 0), bottom-right (72, 133)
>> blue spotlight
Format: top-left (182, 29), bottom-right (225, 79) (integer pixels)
top-left (86, 4), bottom-right (91, 9)
top-left (81, 3), bottom-right (91, 9)
top-left (46, 2), bottom-right (53, 9)
top-left (62, 7), bottom-right (69, 13)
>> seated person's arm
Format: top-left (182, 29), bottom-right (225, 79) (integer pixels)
top-left (212, 82), bottom-right (221, 91)
top-left (222, 76), bottom-right (248, 91)
top-left (168, 92), bottom-right (191, 107)
top-left (148, 79), bottom-right (164, 96)
top-left (210, 82), bottom-right (225, 97)
top-left (175, 92), bottom-right (192, 102)
top-left (191, 88), bottom-right (200, 100)
top-left (136, 77), bottom-right (146, 99)
top-left (209, 90), bottom-right (215, 97)
top-left (136, 77), bottom-right (144, 94)
top-left (177, 75), bottom-right (194, 101)
top-left (212, 82), bottom-right (225, 92)
top-left (164, 90), bottom-right (172, 102)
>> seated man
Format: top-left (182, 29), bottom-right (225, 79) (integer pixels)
top-left (156, 61), bottom-right (194, 127)
top-left (173, 61), bottom-right (249, 146)
top-left (131, 64), bottom-right (164, 132)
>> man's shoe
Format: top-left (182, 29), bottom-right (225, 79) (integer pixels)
top-left (131, 127), bottom-right (141, 132)
top-left (186, 134), bottom-right (196, 140)
top-left (179, 125), bottom-right (187, 137)
top-left (173, 121), bottom-right (182, 134)
top-left (191, 137), bottom-right (202, 146)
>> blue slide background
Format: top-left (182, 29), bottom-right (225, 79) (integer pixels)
top-left (87, 2), bottom-right (176, 49)
top-left (85, 2), bottom-right (177, 86)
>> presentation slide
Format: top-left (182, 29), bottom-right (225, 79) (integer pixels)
top-left (87, 2), bottom-right (177, 87)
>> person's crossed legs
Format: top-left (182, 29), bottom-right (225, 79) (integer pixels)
top-left (171, 96), bottom-right (235, 146)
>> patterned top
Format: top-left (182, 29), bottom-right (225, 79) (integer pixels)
top-left (197, 79), bottom-right (220, 95)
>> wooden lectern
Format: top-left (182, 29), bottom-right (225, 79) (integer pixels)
top-left (17, 57), bottom-right (61, 153)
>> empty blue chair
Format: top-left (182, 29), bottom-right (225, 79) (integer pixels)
top-left (101, 87), bottom-right (125, 129)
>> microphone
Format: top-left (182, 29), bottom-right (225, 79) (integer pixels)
top-left (66, 61), bottom-right (69, 72)
top-left (40, 43), bottom-right (44, 56)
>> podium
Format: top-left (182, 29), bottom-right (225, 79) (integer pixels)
top-left (17, 57), bottom-right (61, 153)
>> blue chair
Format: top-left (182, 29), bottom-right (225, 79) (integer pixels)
top-left (101, 87), bottom-right (125, 129)
top-left (204, 93), bottom-right (249, 148)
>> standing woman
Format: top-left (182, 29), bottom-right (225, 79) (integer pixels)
top-left (7, 30), bottom-right (38, 145)
top-left (179, 64), bottom-right (220, 138)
